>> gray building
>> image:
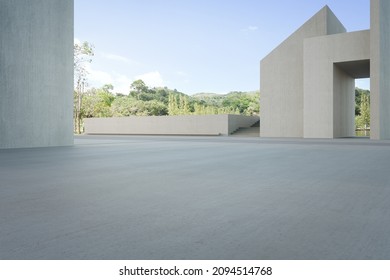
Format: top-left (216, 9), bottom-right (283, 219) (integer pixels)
top-left (260, 0), bottom-right (390, 140)
top-left (0, 0), bottom-right (73, 148)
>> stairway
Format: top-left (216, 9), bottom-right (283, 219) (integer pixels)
top-left (231, 120), bottom-right (260, 137)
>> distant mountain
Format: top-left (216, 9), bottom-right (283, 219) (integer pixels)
top-left (192, 92), bottom-right (222, 98)
top-left (193, 90), bottom-right (259, 98)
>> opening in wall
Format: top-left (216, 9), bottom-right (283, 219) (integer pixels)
top-left (355, 78), bottom-right (371, 137)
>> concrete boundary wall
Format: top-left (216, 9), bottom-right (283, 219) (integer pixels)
top-left (84, 115), bottom-right (259, 136)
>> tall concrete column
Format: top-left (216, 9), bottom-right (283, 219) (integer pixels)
top-left (370, 0), bottom-right (390, 140)
top-left (0, 0), bottom-right (73, 148)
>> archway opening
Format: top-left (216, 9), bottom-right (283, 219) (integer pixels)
top-left (355, 78), bottom-right (370, 137)
top-left (333, 59), bottom-right (370, 138)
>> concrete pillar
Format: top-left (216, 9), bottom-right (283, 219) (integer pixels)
top-left (0, 0), bottom-right (74, 148)
top-left (370, 0), bottom-right (390, 140)
top-left (332, 65), bottom-right (355, 138)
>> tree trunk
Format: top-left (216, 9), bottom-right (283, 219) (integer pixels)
top-left (75, 79), bottom-right (84, 134)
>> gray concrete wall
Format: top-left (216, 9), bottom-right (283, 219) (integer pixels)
top-left (0, 0), bottom-right (74, 148)
top-left (260, 6), bottom-right (345, 138)
top-left (333, 65), bottom-right (355, 138)
top-left (370, 0), bottom-right (390, 140)
top-left (303, 31), bottom-right (370, 138)
top-left (84, 115), bottom-right (259, 136)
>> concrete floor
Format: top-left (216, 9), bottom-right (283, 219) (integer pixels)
top-left (1, 135), bottom-right (390, 260)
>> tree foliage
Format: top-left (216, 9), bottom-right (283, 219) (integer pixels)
top-left (74, 41), bottom-right (94, 133)
top-left (79, 82), bottom-right (260, 122)
top-left (82, 85), bottom-right (115, 118)
top-left (73, 43), bottom-right (260, 132)
top-left (355, 88), bottom-right (370, 130)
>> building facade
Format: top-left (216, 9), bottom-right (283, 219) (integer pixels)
top-left (260, 0), bottom-right (390, 140)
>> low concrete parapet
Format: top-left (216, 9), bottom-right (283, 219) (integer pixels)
top-left (84, 115), bottom-right (259, 136)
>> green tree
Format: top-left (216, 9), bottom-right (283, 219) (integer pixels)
top-left (179, 95), bottom-right (191, 115)
top-left (191, 91), bottom-right (259, 116)
top-left (111, 96), bottom-right (135, 117)
top-left (355, 88), bottom-right (370, 115)
top-left (82, 86), bottom-right (115, 118)
top-left (102, 83), bottom-right (114, 93)
top-left (360, 93), bottom-right (370, 129)
top-left (74, 41), bottom-right (94, 133)
top-left (221, 91), bottom-right (259, 115)
top-left (110, 95), bottom-right (168, 117)
top-left (154, 87), bottom-right (170, 104)
top-left (79, 78), bottom-right (261, 119)
top-left (143, 100), bottom-right (168, 116)
top-left (130, 79), bottom-right (148, 100)
top-left (168, 93), bottom-right (179, 115)
top-left (355, 88), bottom-right (370, 130)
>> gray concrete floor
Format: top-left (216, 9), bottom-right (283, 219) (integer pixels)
top-left (1, 135), bottom-right (390, 260)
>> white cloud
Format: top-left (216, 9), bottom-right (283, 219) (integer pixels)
top-left (86, 66), bottom-right (131, 94)
top-left (83, 66), bottom-right (166, 94)
top-left (135, 71), bottom-right (165, 88)
top-left (101, 52), bottom-right (131, 63)
top-left (85, 64), bottom-right (114, 86)
top-left (74, 38), bottom-right (81, 45)
top-left (248, 25), bottom-right (258, 31)
top-left (114, 74), bottom-right (133, 94)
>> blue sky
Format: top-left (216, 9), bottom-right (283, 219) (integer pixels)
top-left (75, 0), bottom-right (370, 94)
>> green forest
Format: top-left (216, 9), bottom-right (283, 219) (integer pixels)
top-left (73, 41), bottom-right (370, 134)
top-left (73, 41), bottom-right (259, 133)
top-left (74, 81), bottom-right (259, 133)
top-left (355, 88), bottom-right (370, 131)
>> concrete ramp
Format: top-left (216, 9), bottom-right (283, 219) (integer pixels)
top-left (231, 120), bottom-right (260, 137)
